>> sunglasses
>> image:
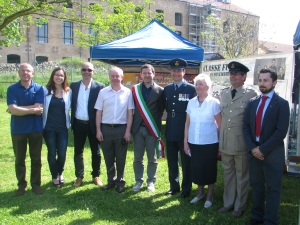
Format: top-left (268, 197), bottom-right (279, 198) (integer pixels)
top-left (81, 68), bottom-right (93, 72)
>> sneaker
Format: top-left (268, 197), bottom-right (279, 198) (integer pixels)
top-left (147, 182), bottom-right (155, 192)
top-left (132, 182), bottom-right (143, 192)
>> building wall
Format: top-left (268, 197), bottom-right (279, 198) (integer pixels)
top-left (0, 0), bottom-right (259, 64)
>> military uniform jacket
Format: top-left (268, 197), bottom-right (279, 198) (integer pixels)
top-left (219, 85), bottom-right (257, 155)
top-left (164, 82), bottom-right (196, 141)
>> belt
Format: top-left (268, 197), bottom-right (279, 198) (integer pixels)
top-left (140, 124), bottom-right (146, 127)
top-left (102, 123), bottom-right (123, 128)
top-left (76, 119), bottom-right (89, 124)
top-left (255, 142), bottom-right (260, 146)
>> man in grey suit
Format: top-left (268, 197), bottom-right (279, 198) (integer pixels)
top-left (243, 68), bottom-right (290, 225)
top-left (131, 64), bottom-right (164, 192)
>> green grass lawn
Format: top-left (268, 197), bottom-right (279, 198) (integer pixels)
top-left (0, 100), bottom-right (299, 225)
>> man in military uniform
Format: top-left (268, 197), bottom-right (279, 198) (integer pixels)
top-left (164, 58), bottom-right (196, 198)
top-left (218, 61), bottom-right (257, 217)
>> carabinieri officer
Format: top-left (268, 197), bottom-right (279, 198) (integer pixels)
top-left (164, 58), bottom-right (196, 198)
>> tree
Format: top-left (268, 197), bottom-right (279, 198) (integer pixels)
top-left (0, 0), bottom-right (84, 47)
top-left (0, 0), bottom-right (160, 48)
top-left (75, 0), bottom-right (162, 47)
top-left (201, 13), bottom-right (259, 58)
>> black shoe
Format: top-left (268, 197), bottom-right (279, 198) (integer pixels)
top-left (246, 218), bottom-right (264, 225)
top-left (179, 191), bottom-right (190, 198)
top-left (102, 183), bottom-right (115, 191)
top-left (165, 189), bottom-right (180, 195)
top-left (116, 185), bottom-right (125, 193)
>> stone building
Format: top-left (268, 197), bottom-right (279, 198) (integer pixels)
top-left (0, 0), bottom-right (259, 64)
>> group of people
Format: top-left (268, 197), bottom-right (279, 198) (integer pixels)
top-left (7, 58), bottom-right (289, 225)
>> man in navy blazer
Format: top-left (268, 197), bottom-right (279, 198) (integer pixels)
top-left (164, 58), bottom-right (196, 198)
top-left (243, 68), bottom-right (290, 225)
top-left (70, 62), bottom-right (105, 187)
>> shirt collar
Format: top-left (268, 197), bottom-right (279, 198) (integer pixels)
top-left (142, 82), bottom-right (154, 88)
top-left (262, 90), bottom-right (274, 99)
top-left (81, 79), bottom-right (92, 88)
top-left (108, 84), bottom-right (125, 92)
top-left (174, 80), bottom-right (184, 88)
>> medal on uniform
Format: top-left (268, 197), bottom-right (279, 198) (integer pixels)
top-left (187, 94), bottom-right (190, 101)
top-left (179, 93), bottom-right (182, 101)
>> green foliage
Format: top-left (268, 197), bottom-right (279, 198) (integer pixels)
top-left (0, 0), bottom-right (89, 47)
top-left (58, 57), bottom-right (86, 68)
top-left (76, 0), bottom-right (156, 47)
top-left (0, 83), bottom-right (10, 99)
top-left (201, 13), bottom-right (259, 59)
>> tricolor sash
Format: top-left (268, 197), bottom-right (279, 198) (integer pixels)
top-left (132, 83), bottom-right (165, 159)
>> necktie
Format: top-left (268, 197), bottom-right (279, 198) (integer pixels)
top-left (255, 96), bottom-right (268, 137)
top-left (175, 84), bottom-right (178, 91)
top-left (231, 89), bottom-right (236, 99)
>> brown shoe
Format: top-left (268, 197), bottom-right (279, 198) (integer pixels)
top-left (73, 177), bottom-right (84, 187)
top-left (231, 210), bottom-right (243, 218)
top-left (218, 206), bottom-right (233, 213)
top-left (32, 186), bottom-right (44, 195)
top-left (93, 177), bottom-right (103, 187)
top-left (15, 188), bottom-right (26, 196)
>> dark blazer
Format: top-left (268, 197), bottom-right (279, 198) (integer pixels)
top-left (243, 93), bottom-right (290, 163)
top-left (70, 80), bottom-right (105, 134)
top-left (164, 82), bottom-right (196, 141)
top-left (131, 82), bottom-right (164, 135)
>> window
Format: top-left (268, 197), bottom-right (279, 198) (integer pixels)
top-left (36, 56), bottom-right (48, 64)
top-left (36, 21), bottom-right (48, 43)
top-left (114, 7), bottom-right (120, 14)
top-left (62, 21), bottom-right (73, 44)
top-left (175, 31), bottom-right (182, 36)
top-left (135, 6), bottom-right (143, 12)
top-left (156, 9), bottom-right (164, 22)
top-left (7, 54), bottom-right (20, 63)
top-left (88, 27), bottom-right (99, 45)
top-left (66, 1), bottom-right (72, 8)
top-left (175, 13), bottom-right (182, 26)
top-left (223, 21), bottom-right (229, 33)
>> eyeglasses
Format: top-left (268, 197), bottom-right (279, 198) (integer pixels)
top-left (81, 68), bottom-right (93, 72)
top-left (54, 74), bottom-right (64, 78)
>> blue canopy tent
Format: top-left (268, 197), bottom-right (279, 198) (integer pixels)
top-left (293, 20), bottom-right (300, 50)
top-left (90, 19), bottom-right (204, 67)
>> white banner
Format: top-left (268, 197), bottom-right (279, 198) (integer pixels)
top-left (201, 52), bottom-right (295, 104)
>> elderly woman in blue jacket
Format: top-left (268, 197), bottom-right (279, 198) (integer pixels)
top-left (43, 67), bottom-right (71, 187)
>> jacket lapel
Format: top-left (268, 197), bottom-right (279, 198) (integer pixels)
top-left (147, 82), bottom-right (158, 103)
top-left (88, 80), bottom-right (95, 104)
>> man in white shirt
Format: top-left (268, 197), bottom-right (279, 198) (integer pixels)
top-left (95, 67), bottom-right (134, 193)
top-left (70, 62), bottom-right (105, 187)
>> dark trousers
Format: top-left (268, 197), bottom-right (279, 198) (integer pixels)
top-left (11, 132), bottom-right (43, 188)
top-left (249, 158), bottom-right (283, 225)
top-left (73, 119), bottom-right (100, 178)
top-left (101, 124), bottom-right (127, 187)
top-left (166, 140), bottom-right (192, 192)
top-left (43, 129), bottom-right (68, 179)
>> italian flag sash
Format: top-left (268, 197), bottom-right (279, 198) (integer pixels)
top-left (132, 83), bottom-right (165, 159)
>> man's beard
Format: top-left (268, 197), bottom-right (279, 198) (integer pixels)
top-left (259, 85), bottom-right (275, 94)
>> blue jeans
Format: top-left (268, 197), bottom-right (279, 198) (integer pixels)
top-left (43, 130), bottom-right (68, 179)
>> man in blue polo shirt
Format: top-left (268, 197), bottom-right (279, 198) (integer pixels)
top-left (7, 63), bottom-right (44, 196)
